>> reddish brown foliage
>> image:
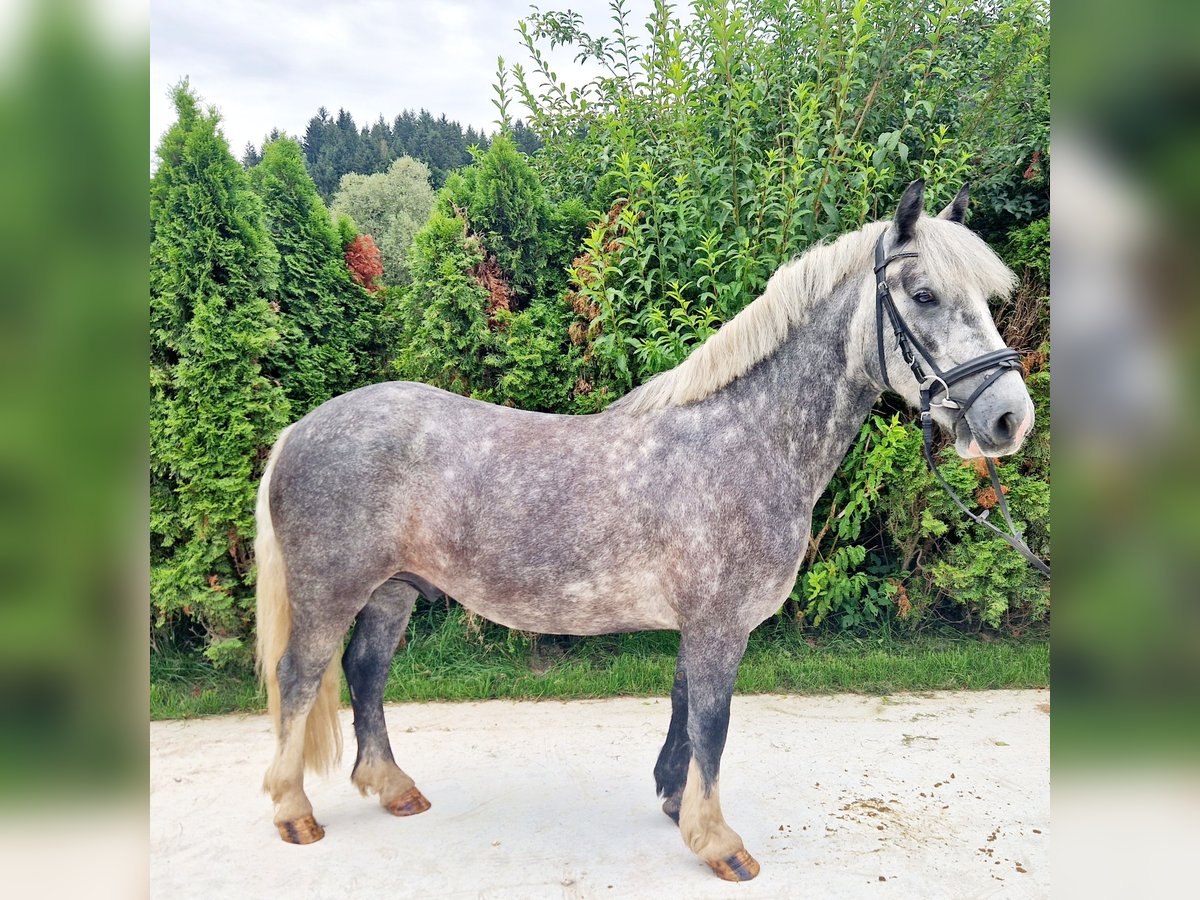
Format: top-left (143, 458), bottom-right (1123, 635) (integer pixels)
top-left (975, 483), bottom-right (1010, 509)
top-left (568, 291), bottom-right (600, 320)
top-left (996, 274), bottom-right (1047, 353)
top-left (567, 201), bottom-right (627, 296)
top-left (962, 457), bottom-right (1013, 508)
top-left (469, 254), bottom-right (512, 326)
top-left (603, 200), bottom-right (627, 229)
top-left (227, 524), bottom-right (251, 575)
top-left (1020, 348), bottom-right (1048, 376)
top-left (889, 579), bottom-right (912, 618)
top-left (345, 234), bottom-right (384, 293)
top-left (965, 457), bottom-right (991, 478)
top-left (1023, 149), bottom-right (1042, 180)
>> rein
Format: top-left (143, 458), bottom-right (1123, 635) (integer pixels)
top-left (873, 232), bottom-right (1050, 577)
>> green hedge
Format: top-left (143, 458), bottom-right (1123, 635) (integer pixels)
top-left (151, 2), bottom-right (1050, 666)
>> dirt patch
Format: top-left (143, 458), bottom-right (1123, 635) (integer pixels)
top-left (901, 733), bottom-right (940, 746)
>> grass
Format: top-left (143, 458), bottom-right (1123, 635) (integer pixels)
top-left (151, 647), bottom-right (264, 718)
top-left (150, 605), bottom-right (1049, 720)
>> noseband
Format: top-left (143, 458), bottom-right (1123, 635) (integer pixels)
top-left (874, 232), bottom-right (1050, 577)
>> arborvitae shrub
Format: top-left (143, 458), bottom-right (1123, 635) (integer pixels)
top-left (250, 136), bottom-right (366, 413)
top-left (150, 84), bottom-right (289, 666)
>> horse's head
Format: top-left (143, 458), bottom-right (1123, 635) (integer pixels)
top-left (871, 180), bottom-right (1033, 459)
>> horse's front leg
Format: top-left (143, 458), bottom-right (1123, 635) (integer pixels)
top-left (677, 626), bottom-right (759, 881)
top-left (653, 649), bottom-right (690, 823)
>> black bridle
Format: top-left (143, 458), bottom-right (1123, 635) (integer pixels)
top-left (874, 232), bottom-right (1050, 577)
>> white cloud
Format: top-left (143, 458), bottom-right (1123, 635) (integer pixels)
top-left (150, 0), bottom-right (659, 163)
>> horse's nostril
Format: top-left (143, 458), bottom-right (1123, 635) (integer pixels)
top-left (996, 411), bottom-right (1019, 441)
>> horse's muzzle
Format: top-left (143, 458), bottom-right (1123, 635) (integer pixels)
top-left (955, 392), bottom-right (1035, 459)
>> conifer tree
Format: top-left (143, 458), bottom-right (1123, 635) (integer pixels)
top-left (439, 136), bottom-right (583, 303)
top-left (510, 119), bottom-right (543, 156)
top-left (240, 141), bottom-right (261, 169)
top-left (391, 210), bottom-right (494, 397)
top-left (393, 138), bottom-right (584, 411)
top-left (250, 136), bottom-right (373, 409)
top-left (150, 83), bottom-right (288, 665)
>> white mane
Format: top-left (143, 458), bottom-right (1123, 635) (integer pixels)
top-left (612, 216), bottom-right (1016, 415)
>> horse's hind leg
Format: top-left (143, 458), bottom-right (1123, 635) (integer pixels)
top-left (343, 580), bottom-right (431, 817)
top-left (676, 627), bottom-right (759, 881)
top-left (654, 648), bottom-right (690, 823)
top-left (264, 603), bottom-right (356, 844)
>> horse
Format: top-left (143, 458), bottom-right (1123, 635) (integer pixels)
top-left (254, 180), bottom-right (1034, 881)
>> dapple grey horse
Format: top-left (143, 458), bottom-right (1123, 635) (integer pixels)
top-left (255, 181), bottom-right (1033, 880)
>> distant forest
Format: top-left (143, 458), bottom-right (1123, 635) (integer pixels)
top-left (241, 107), bottom-right (543, 199)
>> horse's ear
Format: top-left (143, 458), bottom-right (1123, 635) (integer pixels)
top-left (893, 179), bottom-right (925, 243)
top-left (937, 184), bottom-right (970, 225)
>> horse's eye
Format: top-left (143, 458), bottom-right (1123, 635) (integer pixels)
top-left (912, 289), bottom-right (936, 305)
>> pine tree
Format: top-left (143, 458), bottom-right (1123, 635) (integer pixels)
top-left (392, 110), bottom-right (416, 155)
top-left (302, 107), bottom-right (331, 167)
top-left (511, 119), bottom-right (542, 155)
top-left (240, 141), bottom-right (261, 169)
top-left (364, 116), bottom-right (391, 172)
top-left (250, 136), bottom-right (371, 411)
top-left (298, 105), bottom-right (481, 199)
top-left (150, 82), bottom-right (289, 665)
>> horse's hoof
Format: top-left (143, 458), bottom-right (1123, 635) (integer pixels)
top-left (707, 849), bottom-right (760, 882)
top-left (662, 796), bottom-right (681, 824)
top-left (277, 814), bottom-right (324, 844)
top-left (386, 787), bottom-right (431, 817)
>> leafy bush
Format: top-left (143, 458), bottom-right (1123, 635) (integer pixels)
top-left (509, 0), bottom-right (1053, 403)
top-left (876, 411), bottom-right (1050, 630)
top-left (438, 136), bottom-right (587, 304)
top-left (1004, 217), bottom-right (1050, 285)
top-left (795, 372), bottom-right (1049, 633)
top-left (508, 0), bottom-right (1051, 632)
top-left (795, 415), bottom-right (908, 630)
top-left (492, 296), bottom-right (580, 411)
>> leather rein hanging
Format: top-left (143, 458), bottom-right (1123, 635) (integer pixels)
top-left (873, 232), bottom-right (1050, 577)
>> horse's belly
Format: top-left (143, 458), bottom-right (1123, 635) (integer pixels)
top-left (443, 572), bottom-right (680, 636)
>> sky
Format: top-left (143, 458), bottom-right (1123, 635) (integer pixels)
top-left (150, 0), bottom-right (660, 164)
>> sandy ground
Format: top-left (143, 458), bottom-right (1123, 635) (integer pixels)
top-left (150, 690), bottom-right (1049, 899)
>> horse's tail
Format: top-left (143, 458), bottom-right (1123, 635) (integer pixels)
top-left (255, 423), bottom-right (343, 775)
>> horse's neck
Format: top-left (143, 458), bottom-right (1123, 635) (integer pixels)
top-left (707, 276), bottom-right (879, 504)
